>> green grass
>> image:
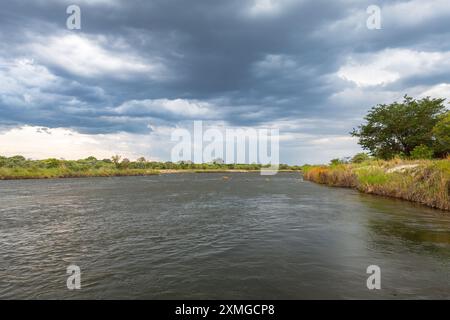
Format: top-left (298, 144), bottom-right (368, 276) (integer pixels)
top-left (355, 167), bottom-right (389, 185)
top-left (0, 155), bottom-right (301, 180)
top-left (0, 167), bottom-right (160, 180)
top-left (303, 159), bottom-right (450, 211)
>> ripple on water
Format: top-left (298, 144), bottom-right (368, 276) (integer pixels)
top-left (0, 173), bottom-right (449, 299)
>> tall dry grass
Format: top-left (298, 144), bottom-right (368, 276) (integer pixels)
top-left (303, 159), bottom-right (449, 211)
top-left (0, 167), bottom-right (160, 180)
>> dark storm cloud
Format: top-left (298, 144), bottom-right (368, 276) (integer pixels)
top-left (0, 0), bottom-right (449, 135)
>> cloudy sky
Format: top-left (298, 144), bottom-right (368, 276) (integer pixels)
top-left (0, 0), bottom-right (449, 164)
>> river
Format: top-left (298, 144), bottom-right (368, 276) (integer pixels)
top-left (0, 173), bottom-right (449, 299)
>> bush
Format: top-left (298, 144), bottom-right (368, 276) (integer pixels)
top-left (410, 145), bottom-right (434, 159)
top-left (41, 158), bottom-right (61, 169)
top-left (351, 153), bottom-right (370, 163)
top-left (432, 111), bottom-right (450, 157)
top-left (330, 158), bottom-right (343, 166)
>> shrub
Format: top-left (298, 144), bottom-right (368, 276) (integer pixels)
top-left (432, 111), bottom-right (450, 157)
top-left (410, 145), bottom-right (434, 159)
top-left (351, 153), bottom-right (370, 163)
top-left (330, 158), bottom-right (344, 166)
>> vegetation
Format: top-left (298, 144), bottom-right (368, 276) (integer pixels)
top-left (432, 111), bottom-right (450, 156)
top-left (305, 95), bottom-right (449, 211)
top-left (0, 155), bottom-right (301, 180)
top-left (351, 152), bottom-right (371, 163)
top-left (351, 96), bottom-right (448, 159)
top-left (410, 145), bottom-right (434, 160)
top-left (303, 158), bottom-right (450, 211)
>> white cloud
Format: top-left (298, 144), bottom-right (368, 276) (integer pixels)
top-left (0, 58), bottom-right (66, 108)
top-left (27, 34), bottom-right (167, 79)
top-left (0, 58), bottom-right (58, 94)
top-left (0, 57), bottom-right (108, 111)
top-left (419, 83), bottom-right (450, 100)
top-left (315, 0), bottom-right (450, 43)
top-left (115, 98), bottom-right (219, 120)
top-left (0, 126), bottom-right (160, 160)
top-left (338, 49), bottom-right (450, 87)
top-left (246, 0), bottom-right (297, 17)
top-left (384, 0), bottom-right (450, 28)
top-left (280, 135), bottom-right (362, 165)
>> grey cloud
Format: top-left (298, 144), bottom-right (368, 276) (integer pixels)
top-left (0, 0), bottom-right (449, 144)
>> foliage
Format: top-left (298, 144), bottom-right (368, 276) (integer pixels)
top-left (303, 159), bottom-right (450, 211)
top-left (351, 96), bottom-right (447, 159)
top-left (111, 155), bottom-right (121, 168)
top-left (330, 158), bottom-right (349, 166)
top-left (351, 153), bottom-right (371, 163)
top-left (0, 154), bottom-right (300, 179)
top-left (410, 144), bottom-right (434, 160)
top-left (432, 111), bottom-right (450, 157)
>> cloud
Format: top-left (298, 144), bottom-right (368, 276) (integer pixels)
top-left (0, 0), bottom-right (449, 163)
top-left (0, 126), bottom-right (156, 160)
top-left (27, 34), bottom-right (167, 80)
top-left (419, 83), bottom-right (450, 100)
top-left (384, 0), bottom-right (450, 28)
top-left (114, 98), bottom-right (219, 120)
top-left (337, 49), bottom-right (450, 87)
top-left (246, 0), bottom-right (298, 17)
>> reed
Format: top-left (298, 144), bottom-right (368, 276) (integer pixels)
top-left (0, 167), bottom-right (160, 180)
top-left (303, 159), bottom-right (450, 211)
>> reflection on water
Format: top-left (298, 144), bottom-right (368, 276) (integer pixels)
top-left (370, 219), bottom-right (450, 245)
top-left (0, 173), bottom-right (449, 299)
top-left (361, 194), bottom-right (450, 257)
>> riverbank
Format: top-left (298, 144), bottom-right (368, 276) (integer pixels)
top-left (303, 159), bottom-right (450, 211)
top-left (0, 156), bottom-right (301, 180)
top-left (0, 167), bottom-right (300, 180)
top-left (0, 167), bottom-right (160, 180)
top-left (159, 169), bottom-right (299, 174)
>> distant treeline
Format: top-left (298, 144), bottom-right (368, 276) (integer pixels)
top-left (0, 155), bottom-right (301, 179)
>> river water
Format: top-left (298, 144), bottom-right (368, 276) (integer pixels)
top-left (0, 172), bottom-right (449, 299)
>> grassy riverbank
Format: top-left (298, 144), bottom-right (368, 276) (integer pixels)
top-left (0, 167), bottom-right (301, 179)
top-left (0, 167), bottom-right (161, 179)
top-left (0, 155), bottom-right (300, 180)
top-left (303, 159), bottom-right (450, 211)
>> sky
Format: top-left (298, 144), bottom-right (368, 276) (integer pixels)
top-left (0, 0), bottom-right (449, 164)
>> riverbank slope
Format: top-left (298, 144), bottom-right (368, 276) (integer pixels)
top-left (0, 167), bottom-right (299, 180)
top-left (303, 159), bottom-right (450, 211)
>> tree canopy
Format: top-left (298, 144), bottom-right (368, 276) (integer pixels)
top-left (351, 96), bottom-right (448, 159)
top-left (432, 111), bottom-right (450, 157)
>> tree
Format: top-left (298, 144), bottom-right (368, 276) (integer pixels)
top-left (330, 158), bottom-right (346, 166)
top-left (351, 96), bottom-right (447, 159)
top-left (42, 158), bottom-right (61, 169)
top-left (432, 111), bottom-right (450, 157)
top-left (120, 158), bottom-right (130, 169)
top-left (351, 153), bottom-right (370, 163)
top-left (410, 145), bottom-right (434, 159)
top-left (111, 155), bottom-right (121, 168)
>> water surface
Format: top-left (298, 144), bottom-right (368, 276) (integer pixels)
top-left (0, 173), bottom-right (449, 299)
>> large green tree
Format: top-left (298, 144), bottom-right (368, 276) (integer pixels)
top-left (351, 96), bottom-right (447, 159)
top-left (432, 111), bottom-right (450, 157)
